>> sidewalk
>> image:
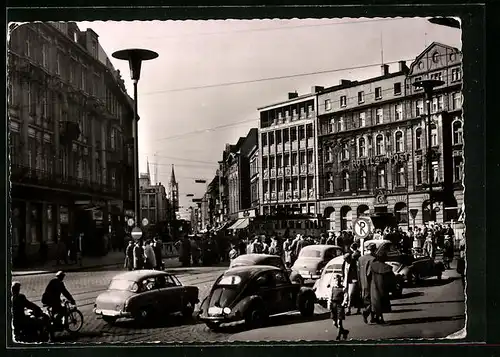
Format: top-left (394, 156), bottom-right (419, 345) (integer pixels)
top-left (11, 251), bottom-right (180, 277)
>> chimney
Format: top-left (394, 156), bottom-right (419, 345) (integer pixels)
top-left (288, 92), bottom-right (299, 100)
top-left (311, 86), bottom-right (324, 93)
top-left (339, 79), bottom-right (351, 86)
top-left (398, 60), bottom-right (409, 73)
top-left (381, 64), bottom-right (390, 76)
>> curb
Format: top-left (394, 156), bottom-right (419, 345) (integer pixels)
top-left (12, 255), bottom-right (180, 277)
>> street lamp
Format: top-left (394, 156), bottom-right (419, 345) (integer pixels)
top-left (112, 49), bottom-right (158, 228)
top-left (428, 17), bottom-right (461, 29)
top-left (413, 79), bottom-right (445, 223)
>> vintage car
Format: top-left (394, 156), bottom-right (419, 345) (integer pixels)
top-left (313, 254), bottom-right (404, 306)
top-left (94, 270), bottom-right (199, 324)
top-left (198, 265), bottom-right (316, 330)
top-left (291, 245), bottom-right (344, 281)
top-left (229, 254), bottom-right (303, 284)
top-left (363, 239), bottom-right (445, 285)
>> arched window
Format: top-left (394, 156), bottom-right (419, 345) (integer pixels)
top-left (396, 164), bottom-right (406, 187)
top-left (342, 171), bottom-right (350, 191)
top-left (452, 120), bottom-right (463, 145)
top-left (431, 124), bottom-right (438, 146)
top-left (395, 131), bottom-right (404, 153)
top-left (359, 137), bottom-right (366, 157)
top-left (394, 202), bottom-right (408, 224)
top-left (377, 166), bottom-right (386, 188)
top-left (415, 128), bottom-right (423, 150)
top-left (341, 142), bottom-right (349, 160)
top-left (326, 173), bottom-right (335, 192)
top-left (376, 134), bottom-right (384, 155)
top-left (357, 205), bottom-right (370, 217)
top-left (360, 170), bottom-right (368, 190)
top-left (340, 206), bottom-right (352, 231)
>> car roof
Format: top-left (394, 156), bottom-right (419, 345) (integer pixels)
top-left (232, 254), bottom-right (280, 263)
top-left (364, 239), bottom-right (392, 247)
top-left (224, 265), bottom-right (281, 279)
top-left (325, 255), bottom-right (345, 267)
top-left (301, 244), bottom-right (342, 252)
top-left (111, 270), bottom-right (169, 281)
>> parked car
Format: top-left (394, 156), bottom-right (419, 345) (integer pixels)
top-left (313, 254), bottom-right (404, 305)
top-left (94, 270), bottom-right (199, 324)
top-left (291, 245), bottom-right (343, 281)
top-left (363, 239), bottom-right (445, 285)
top-left (229, 254), bottom-right (303, 284)
top-left (198, 265), bottom-right (316, 330)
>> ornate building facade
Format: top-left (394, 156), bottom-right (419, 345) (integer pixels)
top-left (317, 42), bottom-right (463, 231)
top-left (8, 22), bottom-right (135, 264)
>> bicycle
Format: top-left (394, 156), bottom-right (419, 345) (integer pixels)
top-left (44, 299), bottom-right (84, 335)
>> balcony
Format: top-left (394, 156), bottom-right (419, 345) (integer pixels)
top-left (292, 166), bottom-right (299, 175)
top-left (264, 193), bottom-right (270, 202)
top-left (308, 188), bottom-right (315, 198)
top-left (286, 191), bottom-right (292, 200)
top-left (278, 192), bottom-right (284, 201)
top-left (300, 165), bottom-right (308, 175)
top-left (270, 168), bottom-right (276, 178)
top-left (308, 163), bottom-right (315, 174)
top-left (277, 168), bottom-right (284, 176)
top-left (293, 190), bottom-right (299, 199)
top-left (10, 164), bottom-right (122, 198)
top-left (263, 169), bottom-right (269, 179)
top-left (285, 167), bottom-right (292, 176)
top-left (271, 192), bottom-right (277, 200)
top-left (300, 190), bottom-right (308, 199)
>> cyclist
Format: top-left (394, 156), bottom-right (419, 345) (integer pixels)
top-left (41, 271), bottom-right (75, 327)
top-left (11, 281), bottom-right (44, 340)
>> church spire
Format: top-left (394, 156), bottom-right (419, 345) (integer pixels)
top-left (170, 164), bottom-right (176, 184)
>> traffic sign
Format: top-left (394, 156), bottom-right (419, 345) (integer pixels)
top-left (127, 218), bottom-right (135, 227)
top-left (131, 227), bottom-right (142, 239)
top-left (353, 217), bottom-right (371, 239)
top-left (142, 218), bottom-right (149, 226)
top-left (410, 209), bottom-right (418, 219)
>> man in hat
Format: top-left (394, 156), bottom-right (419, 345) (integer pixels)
top-left (11, 281), bottom-right (43, 340)
top-left (357, 242), bottom-right (377, 323)
top-left (41, 271), bottom-right (75, 327)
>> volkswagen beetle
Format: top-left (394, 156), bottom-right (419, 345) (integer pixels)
top-left (229, 254), bottom-right (303, 284)
top-left (199, 265), bottom-right (316, 330)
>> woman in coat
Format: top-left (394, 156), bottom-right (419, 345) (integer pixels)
top-left (368, 252), bottom-right (395, 324)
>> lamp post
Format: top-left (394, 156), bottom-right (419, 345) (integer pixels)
top-left (413, 79), bottom-right (444, 224)
top-left (112, 49), bottom-right (158, 229)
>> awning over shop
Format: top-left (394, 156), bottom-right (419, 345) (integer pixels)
top-left (213, 220), bottom-right (235, 232)
top-left (229, 218), bottom-right (250, 230)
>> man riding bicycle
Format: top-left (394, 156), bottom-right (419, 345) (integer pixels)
top-left (41, 271), bottom-right (75, 326)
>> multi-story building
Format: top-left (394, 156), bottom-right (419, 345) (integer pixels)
top-left (258, 89), bottom-right (322, 217)
top-left (139, 163), bottom-right (169, 236)
top-left (317, 42), bottom-right (462, 231)
top-left (8, 22), bottom-right (135, 264)
top-left (249, 139), bottom-right (259, 210)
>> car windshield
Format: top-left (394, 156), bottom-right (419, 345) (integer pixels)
top-left (108, 279), bottom-right (138, 292)
top-left (300, 249), bottom-right (322, 258)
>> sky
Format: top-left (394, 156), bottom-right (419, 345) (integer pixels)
top-left (76, 18), bottom-right (461, 213)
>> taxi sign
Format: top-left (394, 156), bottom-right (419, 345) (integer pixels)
top-left (353, 217), bottom-right (371, 239)
top-left (131, 227), bottom-right (142, 239)
top-left (142, 218), bottom-right (149, 226)
top-left (127, 218), bottom-right (134, 227)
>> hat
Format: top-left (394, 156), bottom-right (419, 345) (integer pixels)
top-left (56, 271), bottom-right (65, 278)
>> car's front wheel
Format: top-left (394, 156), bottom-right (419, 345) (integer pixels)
top-left (245, 305), bottom-right (267, 329)
top-left (205, 321), bottom-right (221, 331)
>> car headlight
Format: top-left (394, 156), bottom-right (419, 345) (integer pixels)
top-left (223, 307), bottom-right (231, 314)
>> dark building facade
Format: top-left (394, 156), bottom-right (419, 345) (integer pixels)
top-left (8, 22), bottom-right (135, 264)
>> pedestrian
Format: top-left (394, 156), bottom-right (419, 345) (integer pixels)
top-left (283, 237), bottom-right (292, 268)
top-left (143, 240), bottom-right (156, 269)
top-left (442, 235), bottom-right (454, 269)
top-left (76, 233), bottom-right (83, 266)
top-left (133, 240), bottom-right (143, 270)
top-left (358, 243), bottom-right (377, 324)
top-left (423, 234), bottom-right (435, 259)
top-left (342, 243), bottom-right (362, 316)
top-left (326, 231), bottom-right (336, 245)
top-left (228, 244), bottom-right (238, 263)
top-left (124, 240), bottom-right (134, 271)
top-left (153, 237), bottom-right (163, 270)
top-left (56, 238), bottom-right (67, 266)
top-left (367, 252), bottom-right (395, 324)
top-left (329, 274), bottom-right (349, 341)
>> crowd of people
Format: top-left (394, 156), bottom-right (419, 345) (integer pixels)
top-left (124, 237), bottom-right (164, 270)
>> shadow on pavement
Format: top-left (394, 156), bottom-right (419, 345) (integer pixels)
top-left (389, 308), bottom-right (423, 314)
top-left (395, 291), bottom-right (425, 300)
top-left (114, 314), bottom-right (198, 329)
top-left (391, 299), bottom-right (465, 307)
top-left (385, 314), bottom-right (465, 326)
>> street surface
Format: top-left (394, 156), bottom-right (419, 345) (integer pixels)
top-left (14, 263), bottom-right (465, 343)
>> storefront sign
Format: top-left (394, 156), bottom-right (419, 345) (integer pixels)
top-left (238, 209), bottom-right (256, 219)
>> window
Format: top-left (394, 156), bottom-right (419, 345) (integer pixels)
top-left (377, 167), bottom-right (386, 188)
top-left (342, 171), bottom-right (350, 191)
top-left (432, 95), bottom-right (443, 113)
top-left (25, 38), bottom-right (31, 57)
top-left (395, 203), bottom-right (408, 224)
top-left (395, 131), bottom-right (404, 152)
top-left (416, 128), bottom-right (423, 150)
top-left (340, 96), bottom-right (347, 107)
top-left (416, 161), bottom-right (423, 185)
top-left (276, 130), bottom-right (282, 145)
top-left (376, 108), bottom-right (383, 124)
top-left (454, 156), bottom-right (463, 182)
top-left (375, 87), bottom-right (382, 99)
top-left (431, 124), bottom-right (438, 146)
top-left (338, 117), bottom-right (344, 132)
top-left (42, 44), bottom-right (47, 67)
top-left (292, 152), bottom-right (298, 166)
top-left (359, 137), bottom-right (366, 157)
top-left (375, 135), bottom-right (384, 155)
top-left (394, 82), bottom-right (402, 95)
top-left (298, 126), bottom-right (305, 141)
top-left (451, 68), bottom-right (461, 82)
top-left (452, 120), bottom-right (463, 145)
top-left (284, 153), bottom-right (290, 167)
top-left (432, 52), bottom-right (440, 63)
top-left (329, 119), bottom-right (335, 133)
top-left (290, 127), bottom-right (297, 141)
top-left (452, 92), bottom-right (462, 110)
top-left (360, 170), bottom-right (368, 190)
top-left (359, 112), bottom-right (366, 127)
top-left (414, 77), bottom-right (422, 90)
top-left (416, 100), bottom-right (424, 117)
top-left (81, 68), bottom-right (86, 91)
top-left (358, 91), bottom-right (365, 103)
top-left (396, 165), bottom-right (406, 186)
top-left (325, 99), bottom-right (332, 111)
top-left (395, 104), bottom-right (403, 121)
top-left (110, 128), bottom-right (117, 149)
top-left (327, 173), bottom-right (334, 192)
top-left (341, 142), bottom-right (349, 161)
top-left (283, 130), bottom-right (289, 143)
top-left (430, 72), bottom-right (443, 82)
top-left (325, 146), bottom-right (333, 163)
top-left (269, 132), bottom-right (275, 146)
top-left (432, 161), bottom-right (439, 183)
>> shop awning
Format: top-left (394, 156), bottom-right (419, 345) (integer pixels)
top-left (229, 218), bottom-right (250, 230)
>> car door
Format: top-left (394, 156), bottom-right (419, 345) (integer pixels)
top-left (137, 277), bottom-right (163, 313)
top-left (252, 271), bottom-right (279, 315)
top-left (271, 270), bottom-right (296, 313)
top-left (158, 274), bottom-right (184, 313)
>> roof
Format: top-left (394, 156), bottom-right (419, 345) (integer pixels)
top-left (301, 244), bottom-right (342, 252)
top-left (224, 265), bottom-right (281, 279)
top-left (231, 254), bottom-right (280, 263)
top-left (112, 270), bottom-right (168, 281)
top-left (257, 92), bottom-right (315, 111)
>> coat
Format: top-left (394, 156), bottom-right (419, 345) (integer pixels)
top-left (133, 244), bottom-right (142, 269)
top-left (368, 260), bottom-right (394, 315)
top-left (357, 253), bottom-right (376, 306)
